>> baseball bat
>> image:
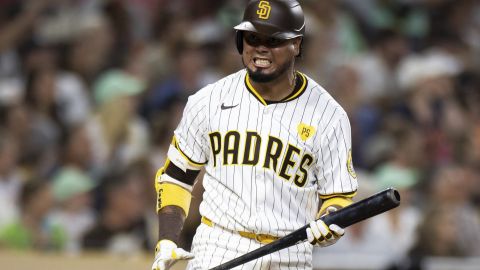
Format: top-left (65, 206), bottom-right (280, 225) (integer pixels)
top-left (209, 188), bottom-right (401, 270)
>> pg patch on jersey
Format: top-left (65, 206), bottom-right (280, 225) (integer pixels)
top-left (297, 123), bottom-right (316, 142)
top-left (347, 149), bottom-right (357, 179)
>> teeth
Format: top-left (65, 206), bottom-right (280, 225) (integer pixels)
top-left (255, 58), bottom-right (271, 66)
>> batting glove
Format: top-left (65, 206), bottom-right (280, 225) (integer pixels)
top-left (306, 206), bottom-right (344, 247)
top-left (151, 240), bottom-right (194, 270)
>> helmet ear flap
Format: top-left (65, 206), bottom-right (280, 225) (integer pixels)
top-left (236, 31), bottom-right (243, 54)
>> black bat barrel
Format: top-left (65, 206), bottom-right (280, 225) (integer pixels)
top-left (209, 188), bottom-right (400, 270)
top-left (323, 187), bottom-right (400, 228)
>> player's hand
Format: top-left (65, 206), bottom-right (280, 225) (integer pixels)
top-left (151, 239), bottom-right (194, 270)
top-left (306, 206), bottom-right (344, 247)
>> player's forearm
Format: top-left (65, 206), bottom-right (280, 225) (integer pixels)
top-left (154, 139), bottom-right (202, 243)
top-left (158, 205), bottom-right (186, 243)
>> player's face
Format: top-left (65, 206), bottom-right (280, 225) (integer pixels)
top-left (241, 31), bottom-right (301, 83)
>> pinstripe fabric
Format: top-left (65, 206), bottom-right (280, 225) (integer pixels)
top-left (170, 69), bottom-right (358, 269)
top-left (188, 224), bottom-right (312, 270)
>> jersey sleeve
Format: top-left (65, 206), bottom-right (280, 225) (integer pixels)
top-left (315, 112), bottom-right (358, 198)
top-left (171, 92), bottom-right (210, 168)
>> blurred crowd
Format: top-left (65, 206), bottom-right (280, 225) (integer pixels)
top-left (0, 0), bottom-right (479, 268)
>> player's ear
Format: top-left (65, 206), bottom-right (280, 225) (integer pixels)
top-left (293, 37), bottom-right (302, 57)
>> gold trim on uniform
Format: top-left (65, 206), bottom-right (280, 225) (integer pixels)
top-left (319, 191), bottom-right (357, 200)
top-left (244, 71), bottom-right (307, 106)
top-left (284, 72), bottom-right (307, 102)
top-left (201, 216), bottom-right (279, 244)
top-left (245, 73), bottom-right (268, 106)
top-left (172, 136), bottom-right (207, 167)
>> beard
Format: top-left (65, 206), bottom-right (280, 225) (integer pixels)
top-left (243, 58), bottom-right (294, 83)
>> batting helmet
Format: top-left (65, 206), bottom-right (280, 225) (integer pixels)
top-left (234, 0), bottom-right (305, 54)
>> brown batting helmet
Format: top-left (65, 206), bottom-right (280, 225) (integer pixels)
top-left (234, 0), bottom-right (305, 54)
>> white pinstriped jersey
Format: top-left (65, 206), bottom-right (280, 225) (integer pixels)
top-left (169, 69), bottom-right (358, 237)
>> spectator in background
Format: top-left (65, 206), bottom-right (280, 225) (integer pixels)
top-left (66, 12), bottom-right (115, 85)
top-left (45, 123), bottom-right (96, 253)
top-left (0, 132), bottom-right (23, 228)
top-left (82, 167), bottom-right (148, 254)
top-left (367, 160), bottom-right (421, 261)
top-left (0, 101), bottom-right (62, 180)
top-left (57, 124), bottom-right (94, 175)
top-left (397, 51), bottom-right (463, 124)
top-left (49, 167), bottom-right (96, 253)
top-left (21, 42), bottom-right (93, 128)
top-left (388, 203), bottom-right (464, 270)
top-left (123, 159), bottom-right (159, 250)
top-left (0, 0), bottom-right (56, 104)
top-left (299, 0), bottom-right (365, 85)
top-left (366, 120), bottom-right (424, 266)
top-left (392, 164), bottom-right (480, 270)
top-left (413, 203), bottom-right (467, 256)
top-left (427, 165), bottom-right (480, 256)
top-left (85, 69), bottom-right (149, 177)
top-left (0, 179), bottom-right (65, 250)
top-left (0, 103), bottom-right (33, 173)
top-left (396, 51), bottom-right (466, 165)
top-left (141, 40), bottom-right (219, 120)
top-left (23, 66), bottom-right (64, 177)
top-left (351, 29), bottom-right (409, 103)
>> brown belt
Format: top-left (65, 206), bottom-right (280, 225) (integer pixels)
top-left (201, 216), bottom-right (279, 244)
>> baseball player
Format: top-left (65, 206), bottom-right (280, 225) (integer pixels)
top-left (152, 1), bottom-right (358, 269)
